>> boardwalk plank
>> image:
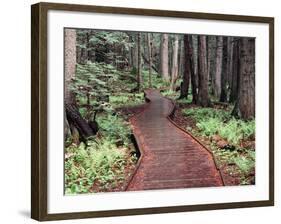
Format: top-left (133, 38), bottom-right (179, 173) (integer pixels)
top-left (126, 89), bottom-right (223, 191)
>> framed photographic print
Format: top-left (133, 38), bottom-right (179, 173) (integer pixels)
top-left (31, 2), bottom-right (274, 221)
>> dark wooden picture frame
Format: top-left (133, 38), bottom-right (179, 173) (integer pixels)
top-left (31, 2), bottom-right (274, 221)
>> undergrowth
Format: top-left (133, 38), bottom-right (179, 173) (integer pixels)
top-left (97, 113), bottom-right (132, 146)
top-left (65, 114), bottom-right (137, 194)
top-left (65, 63), bottom-right (151, 194)
top-left (109, 93), bottom-right (144, 108)
top-left (183, 107), bottom-right (255, 145)
top-left (182, 107), bottom-right (255, 185)
top-left (141, 70), bottom-right (170, 89)
top-left (65, 137), bottom-right (137, 194)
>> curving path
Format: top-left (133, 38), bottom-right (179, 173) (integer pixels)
top-left (126, 89), bottom-right (223, 191)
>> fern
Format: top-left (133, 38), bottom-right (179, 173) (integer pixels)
top-left (183, 107), bottom-right (255, 145)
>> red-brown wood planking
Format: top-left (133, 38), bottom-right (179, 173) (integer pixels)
top-left (126, 89), bottom-right (224, 191)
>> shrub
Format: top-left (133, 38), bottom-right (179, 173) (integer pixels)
top-left (109, 93), bottom-right (144, 108)
top-left (183, 107), bottom-right (255, 145)
top-left (97, 114), bottom-right (132, 146)
top-left (65, 137), bottom-right (135, 194)
top-left (233, 154), bottom-right (255, 175)
top-left (142, 70), bottom-right (169, 89)
top-left (196, 117), bottom-right (221, 136)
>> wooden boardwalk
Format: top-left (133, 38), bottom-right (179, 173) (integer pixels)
top-left (126, 89), bottom-right (224, 191)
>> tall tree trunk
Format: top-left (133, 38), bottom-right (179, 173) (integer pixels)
top-left (161, 34), bottom-right (169, 82)
top-left (76, 45), bottom-right (81, 64)
top-left (220, 37), bottom-right (228, 102)
top-left (227, 37), bottom-right (234, 88)
top-left (206, 36), bottom-right (211, 84)
top-left (190, 36), bottom-right (198, 104)
top-left (129, 33), bottom-right (138, 73)
top-left (178, 38), bottom-right (184, 79)
top-left (65, 28), bottom-right (77, 114)
top-left (179, 35), bottom-right (192, 99)
top-left (64, 29), bottom-right (96, 143)
top-left (147, 33), bottom-right (153, 88)
top-left (232, 38), bottom-right (255, 119)
top-left (215, 36), bottom-right (223, 98)
top-left (137, 33), bottom-right (142, 91)
top-left (128, 34), bottom-right (135, 69)
top-left (229, 38), bottom-right (240, 103)
top-left (208, 36), bottom-right (217, 95)
top-left (170, 35), bottom-right (179, 90)
top-left (197, 35), bottom-right (211, 107)
top-left (192, 35), bottom-right (199, 89)
top-left (168, 38), bottom-right (173, 79)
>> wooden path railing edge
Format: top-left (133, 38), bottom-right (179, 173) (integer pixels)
top-left (124, 92), bottom-right (152, 191)
top-left (124, 89), bottom-right (226, 191)
top-left (165, 97), bottom-right (226, 186)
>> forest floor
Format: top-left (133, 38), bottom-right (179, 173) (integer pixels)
top-left (65, 62), bottom-right (255, 194)
top-left (109, 88), bottom-right (256, 189)
top-left (65, 93), bottom-right (146, 194)
top-left (171, 100), bottom-right (255, 185)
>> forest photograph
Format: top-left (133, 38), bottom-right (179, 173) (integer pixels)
top-left (64, 28), bottom-right (255, 195)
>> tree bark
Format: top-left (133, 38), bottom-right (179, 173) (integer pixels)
top-left (229, 38), bottom-right (240, 103)
top-left (147, 33), bottom-right (152, 88)
top-left (197, 35), bottom-right (211, 107)
top-left (227, 37), bottom-right (234, 88)
top-left (141, 53), bottom-right (158, 73)
top-left (220, 37), bottom-right (228, 102)
top-left (65, 103), bottom-right (96, 141)
top-left (65, 29), bottom-right (77, 104)
top-left (128, 33), bottom-right (138, 73)
top-left (128, 33), bottom-right (135, 69)
top-left (232, 38), bottom-right (255, 119)
top-left (208, 36), bottom-right (217, 95)
top-left (215, 36), bottom-right (223, 98)
top-left (137, 33), bottom-right (142, 91)
top-left (178, 38), bottom-right (184, 79)
top-left (190, 36), bottom-right (198, 104)
top-left (192, 35), bottom-right (199, 89)
top-left (179, 35), bottom-right (191, 99)
top-left (64, 29), bottom-right (97, 143)
top-left (161, 34), bottom-right (169, 81)
top-left (206, 36), bottom-right (211, 84)
top-left (170, 35), bottom-right (179, 90)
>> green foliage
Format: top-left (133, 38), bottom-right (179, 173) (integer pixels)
top-left (72, 62), bottom-right (113, 107)
top-left (183, 107), bottom-right (255, 184)
top-left (70, 62), bottom-right (144, 119)
top-left (183, 108), bottom-right (255, 145)
top-left (109, 93), bottom-right (144, 108)
top-left (177, 97), bottom-right (192, 104)
top-left (65, 99), bottom-right (138, 194)
top-left (89, 31), bottom-right (132, 49)
top-left (219, 119), bottom-right (255, 145)
top-left (65, 112), bottom-right (137, 194)
top-left (65, 138), bottom-right (135, 194)
top-left (213, 146), bottom-right (255, 184)
top-left (97, 114), bottom-right (132, 147)
top-left (183, 107), bottom-right (231, 121)
top-left (141, 70), bottom-right (170, 89)
top-left (233, 154), bottom-right (255, 175)
top-left (161, 89), bottom-right (180, 99)
top-left (77, 30), bottom-right (132, 65)
top-left (195, 117), bottom-right (221, 137)
top-left (65, 60), bottom-right (146, 194)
